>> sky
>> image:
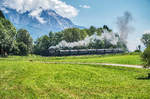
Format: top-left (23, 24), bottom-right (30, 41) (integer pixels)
top-left (0, 0), bottom-right (150, 51)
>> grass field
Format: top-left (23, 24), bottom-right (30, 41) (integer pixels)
top-left (1, 54), bottom-right (150, 99)
top-left (0, 54), bottom-right (142, 65)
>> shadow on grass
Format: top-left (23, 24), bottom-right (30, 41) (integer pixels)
top-left (137, 76), bottom-right (150, 80)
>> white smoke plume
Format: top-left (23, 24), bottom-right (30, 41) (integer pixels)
top-left (49, 30), bottom-right (118, 49)
top-left (117, 11), bottom-right (133, 44)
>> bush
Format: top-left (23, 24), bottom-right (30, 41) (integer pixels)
top-left (134, 49), bottom-right (141, 53)
top-left (129, 52), bottom-right (141, 55)
top-left (141, 46), bottom-right (150, 68)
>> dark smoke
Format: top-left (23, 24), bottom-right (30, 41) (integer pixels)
top-left (117, 11), bottom-right (134, 44)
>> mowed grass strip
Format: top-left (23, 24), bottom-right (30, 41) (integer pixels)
top-left (0, 54), bottom-right (142, 65)
top-left (0, 59), bottom-right (150, 99)
top-left (49, 54), bottom-right (142, 65)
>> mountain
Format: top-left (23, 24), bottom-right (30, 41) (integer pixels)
top-left (2, 8), bottom-right (84, 39)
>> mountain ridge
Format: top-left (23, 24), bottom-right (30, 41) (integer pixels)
top-left (1, 7), bottom-right (84, 39)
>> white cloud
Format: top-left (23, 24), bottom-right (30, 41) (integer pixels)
top-left (29, 8), bottom-right (46, 24)
top-left (2, 0), bottom-right (78, 23)
top-left (80, 5), bottom-right (91, 9)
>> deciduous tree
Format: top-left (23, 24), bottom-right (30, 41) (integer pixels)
top-left (16, 29), bottom-right (33, 55)
top-left (0, 11), bottom-right (17, 57)
top-left (141, 33), bottom-right (150, 47)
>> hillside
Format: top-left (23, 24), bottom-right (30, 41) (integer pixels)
top-left (1, 7), bottom-right (84, 39)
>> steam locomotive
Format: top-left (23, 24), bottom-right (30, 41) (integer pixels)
top-left (49, 48), bottom-right (124, 56)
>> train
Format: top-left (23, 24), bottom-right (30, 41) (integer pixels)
top-left (48, 48), bottom-right (125, 56)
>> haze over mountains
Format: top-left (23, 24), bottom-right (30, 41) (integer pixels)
top-left (1, 7), bottom-right (83, 39)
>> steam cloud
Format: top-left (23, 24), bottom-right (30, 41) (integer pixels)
top-left (49, 30), bottom-right (118, 49)
top-left (116, 11), bottom-right (133, 44)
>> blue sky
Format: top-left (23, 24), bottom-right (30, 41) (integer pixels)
top-left (63, 0), bottom-right (150, 28)
top-left (62, 0), bottom-right (150, 51)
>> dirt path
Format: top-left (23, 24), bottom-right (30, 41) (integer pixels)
top-left (38, 61), bottom-right (144, 69)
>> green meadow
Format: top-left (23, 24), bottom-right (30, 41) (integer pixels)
top-left (2, 54), bottom-right (142, 65)
top-left (0, 54), bottom-right (150, 99)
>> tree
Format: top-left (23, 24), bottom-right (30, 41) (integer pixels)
top-left (89, 39), bottom-right (104, 49)
top-left (16, 29), bottom-right (33, 55)
top-left (141, 46), bottom-right (150, 78)
top-left (141, 33), bottom-right (150, 47)
top-left (54, 32), bottom-right (64, 44)
top-left (80, 29), bottom-right (87, 40)
top-left (141, 46), bottom-right (150, 68)
top-left (0, 10), bottom-right (5, 19)
top-left (0, 11), bottom-right (17, 57)
top-left (103, 25), bottom-right (112, 32)
top-left (96, 27), bottom-right (103, 35)
top-left (103, 38), bottom-right (113, 48)
top-left (62, 28), bottom-right (87, 42)
top-left (87, 26), bottom-right (97, 36)
top-left (17, 42), bottom-right (28, 56)
top-left (34, 35), bottom-right (53, 56)
top-left (34, 31), bottom-right (64, 56)
top-left (138, 45), bottom-right (141, 51)
top-left (11, 41), bottom-right (20, 55)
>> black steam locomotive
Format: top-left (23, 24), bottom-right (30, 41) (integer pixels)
top-left (49, 48), bottom-right (124, 56)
